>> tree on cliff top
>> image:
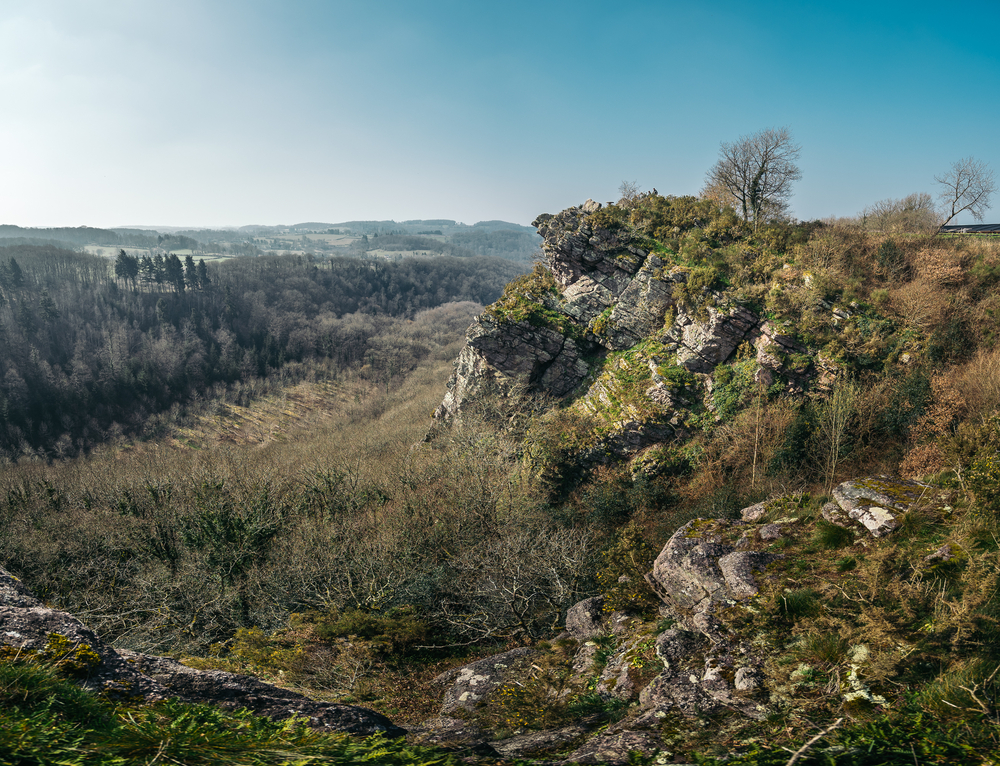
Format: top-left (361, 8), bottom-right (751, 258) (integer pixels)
top-left (704, 126), bottom-right (801, 232)
top-left (935, 156), bottom-right (996, 229)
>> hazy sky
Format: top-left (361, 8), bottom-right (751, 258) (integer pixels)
top-left (0, 0), bottom-right (997, 228)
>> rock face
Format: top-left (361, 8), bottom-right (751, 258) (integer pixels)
top-left (0, 565), bottom-right (404, 738)
top-left (432, 198), bottom-right (857, 457)
top-left (436, 647), bottom-right (534, 714)
top-left (419, 477), bottom-right (940, 763)
top-left (645, 519), bottom-right (781, 622)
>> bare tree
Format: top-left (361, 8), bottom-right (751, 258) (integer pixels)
top-left (935, 157), bottom-right (997, 228)
top-left (618, 180), bottom-right (642, 207)
top-left (705, 127), bottom-right (801, 231)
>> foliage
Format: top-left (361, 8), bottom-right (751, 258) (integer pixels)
top-left (711, 356), bottom-right (760, 421)
top-left (936, 156), bottom-right (997, 227)
top-left (692, 710), bottom-right (999, 764)
top-left (704, 127), bottom-right (802, 231)
top-left (0, 246), bottom-right (525, 459)
top-left (314, 606), bottom-right (430, 655)
top-left (595, 522), bottom-right (661, 615)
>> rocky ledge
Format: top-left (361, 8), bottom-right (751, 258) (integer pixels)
top-left (0, 565), bottom-right (404, 738)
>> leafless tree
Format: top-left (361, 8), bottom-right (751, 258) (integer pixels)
top-left (935, 157), bottom-right (997, 228)
top-left (618, 180), bottom-right (642, 207)
top-left (705, 127), bottom-right (801, 231)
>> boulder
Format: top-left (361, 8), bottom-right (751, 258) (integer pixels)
top-left (491, 722), bottom-right (593, 759)
top-left (831, 477), bottom-right (931, 537)
top-left (740, 501), bottom-right (770, 522)
top-left (669, 304), bottom-right (758, 373)
top-left (560, 730), bottom-right (667, 765)
top-left (645, 520), bottom-right (780, 624)
top-left (718, 551), bottom-right (781, 599)
top-left (405, 717), bottom-right (497, 755)
top-left (644, 520), bottom-right (735, 616)
top-left (437, 647), bottom-right (534, 714)
top-left (565, 596), bottom-right (606, 641)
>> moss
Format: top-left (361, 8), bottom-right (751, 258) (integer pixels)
top-left (580, 339), bottom-right (680, 429)
top-left (589, 307), bottom-right (613, 337)
top-left (0, 633), bottom-right (102, 678)
top-left (484, 263), bottom-right (586, 339)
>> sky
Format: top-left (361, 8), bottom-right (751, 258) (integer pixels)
top-left (0, 0), bottom-right (997, 229)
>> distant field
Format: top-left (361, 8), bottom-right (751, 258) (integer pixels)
top-left (365, 248), bottom-right (440, 259)
top-left (83, 244), bottom-right (239, 261)
top-left (259, 233), bottom-right (358, 245)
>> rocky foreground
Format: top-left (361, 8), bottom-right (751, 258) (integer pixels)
top-left (0, 475), bottom-right (945, 764)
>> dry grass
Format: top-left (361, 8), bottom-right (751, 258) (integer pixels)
top-left (952, 347), bottom-right (1000, 420)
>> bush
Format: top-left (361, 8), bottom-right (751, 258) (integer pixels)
top-left (968, 451), bottom-right (1000, 517)
top-left (596, 523), bottom-right (661, 615)
top-left (314, 607), bottom-right (429, 655)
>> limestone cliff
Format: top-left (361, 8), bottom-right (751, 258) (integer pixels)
top-left (434, 198), bottom-right (849, 459)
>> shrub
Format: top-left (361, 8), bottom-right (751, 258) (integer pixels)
top-left (596, 522), bottom-right (661, 615)
top-left (968, 451), bottom-right (1000, 517)
top-left (315, 607), bottom-right (429, 655)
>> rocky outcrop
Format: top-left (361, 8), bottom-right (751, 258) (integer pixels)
top-left (645, 519), bottom-right (781, 625)
top-left (666, 303), bottom-right (757, 373)
top-left (829, 477), bottom-right (930, 537)
top-left (419, 476), bottom-right (941, 762)
top-left (435, 646), bottom-right (534, 714)
top-left (432, 198), bottom-right (859, 457)
top-left (0, 565), bottom-right (404, 738)
top-left (565, 595), bottom-right (606, 641)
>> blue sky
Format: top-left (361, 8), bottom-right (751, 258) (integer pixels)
top-left (0, 0), bottom-right (997, 228)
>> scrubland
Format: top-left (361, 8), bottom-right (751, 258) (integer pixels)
top-left (4, 208), bottom-right (1000, 763)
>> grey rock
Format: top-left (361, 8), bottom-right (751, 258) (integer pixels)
top-left (560, 730), bottom-right (666, 765)
top-left (655, 628), bottom-right (704, 669)
top-left (671, 305), bottom-right (758, 373)
top-left (126, 653), bottom-right (403, 737)
top-left (407, 717), bottom-right (496, 754)
top-left (491, 722), bottom-right (592, 758)
top-left (0, 568), bottom-right (43, 608)
top-left (735, 666), bottom-right (763, 691)
top-left (565, 596), bottom-right (606, 641)
top-left (0, 565), bottom-right (403, 737)
top-left (832, 477), bottom-right (931, 537)
top-left (646, 521), bottom-right (778, 620)
top-left (718, 551), bottom-right (782, 599)
top-left (923, 544), bottom-right (957, 566)
top-left (759, 523), bottom-right (783, 541)
top-left (821, 500), bottom-right (852, 528)
top-left (741, 501), bottom-right (769, 522)
top-left (600, 256), bottom-right (678, 350)
top-left (645, 520), bottom-right (735, 615)
top-left (438, 647), bottom-right (534, 714)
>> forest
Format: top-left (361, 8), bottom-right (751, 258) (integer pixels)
top-left (0, 245), bottom-right (525, 459)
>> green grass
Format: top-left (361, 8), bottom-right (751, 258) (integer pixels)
top-left (0, 656), bottom-right (465, 766)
